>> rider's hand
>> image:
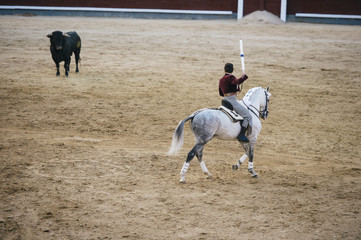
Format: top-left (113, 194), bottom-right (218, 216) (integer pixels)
top-left (241, 74), bottom-right (248, 80)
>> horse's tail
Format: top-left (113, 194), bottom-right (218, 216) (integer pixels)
top-left (167, 109), bottom-right (206, 155)
top-left (167, 116), bottom-right (192, 155)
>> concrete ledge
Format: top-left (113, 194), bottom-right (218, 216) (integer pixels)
top-left (295, 13), bottom-right (361, 19)
top-left (287, 14), bottom-right (361, 25)
top-left (0, 5), bottom-right (236, 20)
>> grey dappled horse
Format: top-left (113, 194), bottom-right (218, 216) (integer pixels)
top-left (168, 86), bottom-right (271, 183)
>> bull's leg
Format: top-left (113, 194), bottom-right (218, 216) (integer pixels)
top-left (67, 57), bottom-right (71, 72)
top-left (64, 59), bottom-right (70, 77)
top-left (55, 62), bottom-right (60, 77)
top-left (74, 51), bottom-right (80, 73)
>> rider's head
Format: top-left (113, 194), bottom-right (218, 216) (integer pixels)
top-left (224, 63), bottom-right (234, 74)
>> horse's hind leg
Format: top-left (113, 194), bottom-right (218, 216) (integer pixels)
top-left (180, 143), bottom-right (205, 183)
top-left (180, 161), bottom-right (190, 183)
top-left (196, 146), bottom-right (212, 179)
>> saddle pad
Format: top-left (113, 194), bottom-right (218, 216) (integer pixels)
top-left (218, 106), bottom-right (244, 122)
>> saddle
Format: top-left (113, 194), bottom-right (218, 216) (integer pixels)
top-left (218, 99), bottom-right (244, 123)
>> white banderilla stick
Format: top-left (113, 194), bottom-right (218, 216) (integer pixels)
top-left (239, 39), bottom-right (245, 74)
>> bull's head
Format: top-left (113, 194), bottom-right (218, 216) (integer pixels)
top-left (47, 31), bottom-right (70, 50)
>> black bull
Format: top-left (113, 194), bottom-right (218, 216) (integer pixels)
top-left (47, 31), bottom-right (81, 77)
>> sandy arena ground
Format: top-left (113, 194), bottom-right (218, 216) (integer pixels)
top-left (0, 14), bottom-right (360, 239)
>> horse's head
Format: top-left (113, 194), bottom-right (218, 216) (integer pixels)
top-left (260, 86), bottom-right (271, 120)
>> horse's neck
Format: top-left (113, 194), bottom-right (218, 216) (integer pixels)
top-left (242, 89), bottom-right (262, 110)
top-left (251, 95), bottom-right (261, 110)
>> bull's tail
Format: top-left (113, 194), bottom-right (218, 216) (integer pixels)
top-left (167, 109), bottom-right (205, 155)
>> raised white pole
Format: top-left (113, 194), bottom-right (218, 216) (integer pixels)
top-left (239, 39), bottom-right (245, 73)
top-left (280, 0), bottom-right (287, 22)
top-left (237, 0), bottom-right (244, 20)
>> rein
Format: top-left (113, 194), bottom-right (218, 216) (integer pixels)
top-left (241, 100), bottom-right (260, 118)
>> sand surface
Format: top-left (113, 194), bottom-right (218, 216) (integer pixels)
top-left (0, 14), bottom-right (360, 239)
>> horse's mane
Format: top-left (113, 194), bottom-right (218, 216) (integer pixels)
top-left (243, 87), bottom-right (262, 105)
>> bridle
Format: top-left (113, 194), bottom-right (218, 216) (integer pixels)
top-left (261, 90), bottom-right (270, 119)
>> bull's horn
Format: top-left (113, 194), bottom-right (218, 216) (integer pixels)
top-left (63, 33), bottom-right (71, 37)
top-left (47, 33), bottom-right (52, 38)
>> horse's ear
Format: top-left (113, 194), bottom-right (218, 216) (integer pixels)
top-left (266, 86), bottom-right (270, 92)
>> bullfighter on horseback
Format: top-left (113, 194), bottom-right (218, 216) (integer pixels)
top-left (219, 63), bottom-right (252, 142)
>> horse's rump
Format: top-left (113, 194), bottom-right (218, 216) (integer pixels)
top-left (191, 109), bottom-right (241, 141)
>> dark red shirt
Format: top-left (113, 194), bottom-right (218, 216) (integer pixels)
top-left (219, 74), bottom-right (248, 96)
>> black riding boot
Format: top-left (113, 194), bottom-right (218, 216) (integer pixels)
top-left (237, 125), bottom-right (249, 143)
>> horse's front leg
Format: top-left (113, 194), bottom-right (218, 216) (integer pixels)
top-left (232, 154), bottom-right (247, 170)
top-left (247, 143), bottom-right (258, 178)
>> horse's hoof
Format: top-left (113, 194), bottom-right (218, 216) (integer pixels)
top-left (206, 175), bottom-right (213, 180)
top-left (248, 168), bottom-right (258, 178)
top-left (232, 165), bottom-right (238, 171)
